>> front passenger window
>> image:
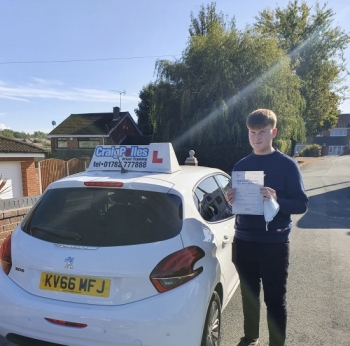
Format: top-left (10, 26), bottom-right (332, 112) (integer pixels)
top-left (194, 175), bottom-right (232, 222)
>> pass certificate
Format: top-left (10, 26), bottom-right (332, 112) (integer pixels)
top-left (231, 171), bottom-right (264, 215)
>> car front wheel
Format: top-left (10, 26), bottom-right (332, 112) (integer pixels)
top-left (201, 291), bottom-right (221, 346)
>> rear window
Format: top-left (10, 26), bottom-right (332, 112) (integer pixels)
top-left (22, 188), bottom-right (183, 247)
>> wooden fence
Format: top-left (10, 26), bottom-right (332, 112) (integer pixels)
top-left (39, 157), bottom-right (90, 192)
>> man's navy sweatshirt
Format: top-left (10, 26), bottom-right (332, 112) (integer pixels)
top-left (233, 150), bottom-right (308, 243)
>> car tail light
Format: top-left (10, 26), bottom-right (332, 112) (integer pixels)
top-left (84, 181), bottom-right (123, 187)
top-left (45, 318), bottom-right (87, 328)
top-left (0, 234), bottom-right (12, 275)
top-left (150, 246), bottom-right (205, 293)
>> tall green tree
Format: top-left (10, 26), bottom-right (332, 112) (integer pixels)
top-left (188, 1), bottom-right (233, 36)
top-left (137, 2), bottom-right (305, 153)
top-left (254, 0), bottom-right (350, 136)
top-left (135, 83), bottom-right (157, 136)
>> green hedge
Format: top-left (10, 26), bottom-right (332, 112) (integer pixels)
top-left (174, 143), bottom-right (252, 174)
top-left (299, 144), bottom-right (321, 157)
top-left (174, 140), bottom-right (295, 172)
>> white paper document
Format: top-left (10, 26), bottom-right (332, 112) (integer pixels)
top-left (231, 171), bottom-right (264, 215)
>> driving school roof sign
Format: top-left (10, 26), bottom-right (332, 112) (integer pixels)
top-left (87, 143), bottom-right (181, 173)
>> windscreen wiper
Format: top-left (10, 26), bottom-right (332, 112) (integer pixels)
top-left (30, 225), bottom-right (81, 241)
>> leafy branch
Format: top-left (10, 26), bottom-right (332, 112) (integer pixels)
top-left (0, 175), bottom-right (10, 196)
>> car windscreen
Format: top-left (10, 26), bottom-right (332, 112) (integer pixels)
top-left (21, 188), bottom-right (183, 247)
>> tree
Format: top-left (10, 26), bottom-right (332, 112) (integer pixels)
top-left (0, 129), bottom-right (15, 138)
top-left (139, 2), bottom-right (305, 153)
top-left (13, 131), bottom-right (29, 139)
top-left (254, 0), bottom-right (350, 136)
top-left (32, 131), bottom-right (48, 139)
top-left (188, 2), bottom-right (234, 37)
top-left (0, 129), bottom-right (47, 139)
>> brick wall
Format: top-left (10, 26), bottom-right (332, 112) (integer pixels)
top-left (0, 207), bottom-right (30, 246)
top-left (110, 118), bottom-right (140, 144)
top-left (21, 159), bottom-right (41, 196)
top-left (67, 138), bottom-right (78, 148)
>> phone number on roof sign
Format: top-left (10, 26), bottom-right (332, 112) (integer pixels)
top-left (93, 160), bottom-right (147, 169)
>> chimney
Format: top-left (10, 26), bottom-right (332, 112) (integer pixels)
top-left (113, 107), bottom-right (120, 119)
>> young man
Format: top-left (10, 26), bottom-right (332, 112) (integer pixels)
top-left (226, 109), bottom-right (308, 346)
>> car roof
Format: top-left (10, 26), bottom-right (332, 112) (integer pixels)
top-left (48, 143), bottom-right (229, 193)
top-left (49, 165), bottom-right (227, 194)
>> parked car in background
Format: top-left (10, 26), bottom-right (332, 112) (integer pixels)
top-left (0, 143), bottom-right (239, 346)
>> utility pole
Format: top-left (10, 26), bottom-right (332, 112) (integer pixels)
top-left (111, 90), bottom-right (126, 110)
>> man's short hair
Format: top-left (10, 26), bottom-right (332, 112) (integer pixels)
top-left (246, 109), bottom-right (277, 129)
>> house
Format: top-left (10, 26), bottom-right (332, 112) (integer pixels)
top-left (0, 136), bottom-right (46, 199)
top-left (313, 113), bottom-right (350, 155)
top-left (48, 107), bottom-right (143, 160)
top-left (294, 113), bottom-right (350, 156)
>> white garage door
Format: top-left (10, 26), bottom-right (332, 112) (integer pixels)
top-left (0, 162), bottom-right (23, 199)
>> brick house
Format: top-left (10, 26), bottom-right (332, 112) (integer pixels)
top-left (294, 113), bottom-right (350, 156)
top-left (313, 113), bottom-right (350, 155)
top-left (48, 107), bottom-right (143, 160)
top-left (0, 136), bottom-right (46, 198)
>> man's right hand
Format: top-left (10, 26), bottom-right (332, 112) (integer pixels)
top-left (225, 188), bottom-right (236, 206)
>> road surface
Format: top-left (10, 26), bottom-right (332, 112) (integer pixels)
top-left (1, 155), bottom-right (349, 345)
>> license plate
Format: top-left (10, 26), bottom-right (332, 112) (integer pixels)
top-left (39, 272), bottom-right (111, 298)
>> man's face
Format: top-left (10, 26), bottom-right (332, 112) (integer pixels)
top-left (248, 125), bottom-right (277, 155)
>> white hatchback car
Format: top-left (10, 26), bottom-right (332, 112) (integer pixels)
top-left (0, 143), bottom-right (239, 346)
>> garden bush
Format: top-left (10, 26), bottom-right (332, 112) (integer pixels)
top-left (299, 144), bottom-right (321, 157)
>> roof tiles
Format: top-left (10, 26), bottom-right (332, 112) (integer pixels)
top-left (49, 112), bottom-right (130, 136)
top-left (0, 136), bottom-right (47, 153)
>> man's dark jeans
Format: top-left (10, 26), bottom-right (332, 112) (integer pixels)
top-left (232, 237), bottom-right (290, 346)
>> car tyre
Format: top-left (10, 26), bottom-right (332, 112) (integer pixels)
top-left (201, 291), bottom-right (221, 346)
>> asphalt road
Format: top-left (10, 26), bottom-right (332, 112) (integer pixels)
top-left (1, 155), bottom-right (349, 346)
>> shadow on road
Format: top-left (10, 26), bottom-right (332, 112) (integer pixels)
top-left (297, 186), bottom-right (350, 230)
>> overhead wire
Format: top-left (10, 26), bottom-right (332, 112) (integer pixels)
top-left (0, 54), bottom-right (180, 65)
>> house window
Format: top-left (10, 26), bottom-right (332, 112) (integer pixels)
top-left (57, 138), bottom-right (67, 148)
top-left (78, 138), bottom-right (100, 149)
top-left (330, 129), bottom-right (346, 136)
top-left (328, 146), bottom-right (344, 155)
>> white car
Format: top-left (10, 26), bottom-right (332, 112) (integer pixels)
top-left (0, 143), bottom-right (239, 346)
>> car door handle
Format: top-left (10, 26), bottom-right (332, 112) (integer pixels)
top-left (222, 235), bottom-right (230, 244)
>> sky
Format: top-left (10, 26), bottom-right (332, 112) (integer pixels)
top-left (1, 0), bottom-right (350, 134)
